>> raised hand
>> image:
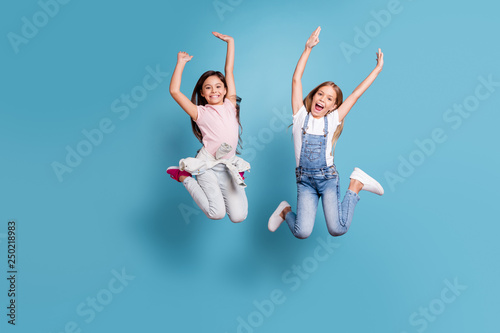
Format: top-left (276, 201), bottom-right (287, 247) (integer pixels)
top-left (375, 48), bottom-right (384, 70)
top-left (305, 26), bottom-right (321, 49)
top-left (336, 48), bottom-right (384, 122)
top-left (177, 51), bottom-right (193, 64)
top-left (212, 31), bottom-right (234, 43)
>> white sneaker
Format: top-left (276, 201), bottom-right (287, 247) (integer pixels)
top-left (268, 201), bottom-right (290, 232)
top-left (349, 167), bottom-right (384, 196)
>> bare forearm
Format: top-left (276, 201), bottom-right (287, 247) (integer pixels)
top-left (292, 27), bottom-right (321, 114)
top-left (293, 47), bottom-right (312, 81)
top-left (169, 62), bottom-right (186, 94)
top-left (225, 39), bottom-right (235, 74)
top-left (291, 47), bottom-right (311, 113)
top-left (337, 65), bottom-right (382, 121)
top-left (351, 66), bottom-right (382, 99)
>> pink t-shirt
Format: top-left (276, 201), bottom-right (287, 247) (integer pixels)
top-left (195, 98), bottom-right (239, 158)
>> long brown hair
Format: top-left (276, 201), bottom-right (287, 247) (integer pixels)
top-left (190, 70), bottom-right (242, 154)
top-left (304, 81), bottom-right (345, 157)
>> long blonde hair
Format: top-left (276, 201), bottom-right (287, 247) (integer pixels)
top-left (303, 81), bottom-right (345, 157)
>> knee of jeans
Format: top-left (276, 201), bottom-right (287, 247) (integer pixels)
top-left (294, 228), bottom-right (312, 239)
top-left (327, 227), bottom-right (347, 237)
top-left (206, 209), bottom-right (225, 220)
top-left (227, 209), bottom-right (248, 223)
top-left (229, 211), bottom-right (247, 223)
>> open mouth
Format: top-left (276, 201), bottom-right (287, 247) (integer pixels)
top-left (314, 103), bottom-right (324, 112)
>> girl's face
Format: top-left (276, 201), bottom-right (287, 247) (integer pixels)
top-left (311, 85), bottom-right (337, 119)
top-left (201, 75), bottom-right (226, 105)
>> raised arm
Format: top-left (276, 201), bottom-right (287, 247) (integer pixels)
top-left (213, 32), bottom-right (237, 107)
top-left (292, 26), bottom-right (321, 115)
top-left (169, 51), bottom-right (198, 120)
top-left (337, 49), bottom-right (384, 122)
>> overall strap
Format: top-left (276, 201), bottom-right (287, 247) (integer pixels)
top-left (323, 114), bottom-right (328, 137)
top-left (302, 112), bottom-right (310, 135)
top-left (297, 112), bottom-right (329, 169)
top-left (302, 112), bottom-right (329, 137)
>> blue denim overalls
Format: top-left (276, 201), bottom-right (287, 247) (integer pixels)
top-left (285, 112), bottom-right (360, 239)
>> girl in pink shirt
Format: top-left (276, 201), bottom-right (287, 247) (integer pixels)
top-left (167, 32), bottom-right (249, 223)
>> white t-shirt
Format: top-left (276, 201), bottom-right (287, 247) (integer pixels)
top-left (292, 105), bottom-right (341, 167)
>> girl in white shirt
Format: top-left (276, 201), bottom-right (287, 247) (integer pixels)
top-left (268, 27), bottom-right (385, 238)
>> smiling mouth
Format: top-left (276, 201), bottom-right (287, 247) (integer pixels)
top-left (314, 103), bottom-right (324, 112)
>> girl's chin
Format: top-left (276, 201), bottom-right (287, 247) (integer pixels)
top-left (207, 99), bottom-right (224, 105)
top-left (311, 110), bottom-right (325, 117)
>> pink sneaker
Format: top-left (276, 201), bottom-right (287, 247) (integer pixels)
top-left (166, 167), bottom-right (192, 182)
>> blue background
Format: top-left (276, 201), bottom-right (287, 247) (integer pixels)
top-left (1, 0), bottom-right (499, 332)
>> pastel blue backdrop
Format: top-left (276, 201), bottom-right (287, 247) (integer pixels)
top-left (1, 0), bottom-right (499, 332)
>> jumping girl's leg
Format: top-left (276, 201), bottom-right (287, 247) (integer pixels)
top-left (322, 175), bottom-right (360, 236)
top-left (182, 169), bottom-right (226, 220)
top-left (285, 181), bottom-right (319, 239)
top-left (215, 165), bottom-right (248, 223)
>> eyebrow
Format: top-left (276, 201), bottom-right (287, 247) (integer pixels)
top-left (318, 89), bottom-right (334, 98)
top-left (203, 83), bottom-right (222, 88)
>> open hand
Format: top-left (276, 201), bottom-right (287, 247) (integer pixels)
top-left (177, 51), bottom-right (193, 63)
top-left (375, 48), bottom-right (384, 70)
top-left (212, 31), bottom-right (233, 43)
top-left (306, 26), bottom-right (321, 49)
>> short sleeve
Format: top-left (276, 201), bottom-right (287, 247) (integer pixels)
top-left (328, 110), bottom-right (341, 128)
top-left (195, 105), bottom-right (206, 123)
top-left (224, 98), bottom-right (237, 113)
top-left (293, 105), bottom-right (307, 123)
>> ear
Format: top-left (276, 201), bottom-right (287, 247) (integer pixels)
top-left (331, 103), bottom-right (338, 111)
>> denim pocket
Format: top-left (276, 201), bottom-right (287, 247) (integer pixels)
top-left (304, 141), bottom-right (322, 161)
top-left (324, 172), bottom-right (337, 180)
top-left (323, 166), bottom-right (337, 180)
